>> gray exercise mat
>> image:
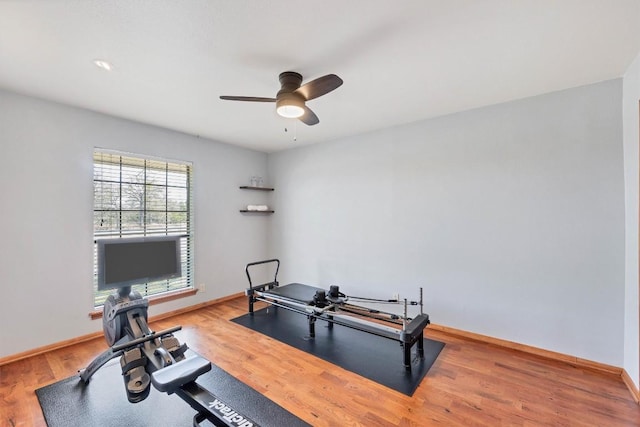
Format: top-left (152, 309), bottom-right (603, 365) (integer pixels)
top-left (36, 350), bottom-right (310, 427)
top-left (232, 306), bottom-right (444, 396)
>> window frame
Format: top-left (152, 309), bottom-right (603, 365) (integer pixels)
top-left (92, 149), bottom-right (194, 309)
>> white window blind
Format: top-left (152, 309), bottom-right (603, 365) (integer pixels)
top-left (93, 150), bottom-right (193, 307)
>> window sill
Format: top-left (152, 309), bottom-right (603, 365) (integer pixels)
top-left (89, 288), bottom-right (198, 320)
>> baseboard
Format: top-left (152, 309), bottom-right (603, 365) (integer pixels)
top-left (429, 324), bottom-right (640, 404)
top-left (622, 369), bottom-right (640, 404)
top-left (0, 292), bottom-right (244, 367)
top-left (428, 323), bottom-right (622, 375)
top-left (0, 331), bottom-right (105, 367)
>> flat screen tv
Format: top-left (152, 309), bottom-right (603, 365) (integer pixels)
top-left (96, 235), bottom-right (182, 291)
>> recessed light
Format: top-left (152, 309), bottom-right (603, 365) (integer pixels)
top-left (93, 59), bottom-right (112, 71)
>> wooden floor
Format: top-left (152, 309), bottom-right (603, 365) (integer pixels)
top-left (1, 297), bottom-right (639, 426)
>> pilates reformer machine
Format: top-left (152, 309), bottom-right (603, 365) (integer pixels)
top-left (245, 259), bottom-right (431, 370)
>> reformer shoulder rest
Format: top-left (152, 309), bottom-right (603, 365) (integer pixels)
top-left (151, 355), bottom-right (212, 393)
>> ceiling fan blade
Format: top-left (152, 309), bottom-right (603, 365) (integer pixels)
top-left (296, 74), bottom-right (343, 101)
top-left (299, 106), bottom-right (319, 126)
top-left (219, 96), bottom-right (276, 102)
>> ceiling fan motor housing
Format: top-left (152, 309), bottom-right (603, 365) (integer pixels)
top-left (276, 72), bottom-right (305, 117)
top-left (278, 71), bottom-right (303, 93)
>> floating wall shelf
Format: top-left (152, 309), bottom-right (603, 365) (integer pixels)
top-left (239, 185), bottom-right (274, 214)
top-left (239, 186), bottom-right (274, 191)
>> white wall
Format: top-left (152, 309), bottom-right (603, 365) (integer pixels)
top-left (623, 52), bottom-right (640, 390)
top-left (268, 79), bottom-right (625, 366)
top-left (0, 89), bottom-right (271, 358)
top-left (1, 77), bottom-right (631, 370)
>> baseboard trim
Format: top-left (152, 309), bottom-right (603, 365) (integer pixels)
top-left (622, 368), bottom-right (640, 404)
top-left (428, 323), bottom-right (622, 375)
top-left (429, 324), bottom-right (640, 403)
top-left (0, 292), bottom-right (244, 367)
top-left (0, 331), bottom-right (104, 367)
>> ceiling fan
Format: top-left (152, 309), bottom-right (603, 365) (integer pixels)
top-left (220, 71), bottom-right (343, 126)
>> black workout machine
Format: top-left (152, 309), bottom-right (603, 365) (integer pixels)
top-left (80, 236), bottom-right (260, 427)
top-left (79, 286), bottom-right (260, 427)
top-left (245, 259), bottom-right (431, 370)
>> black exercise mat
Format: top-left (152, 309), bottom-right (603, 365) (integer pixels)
top-left (231, 307), bottom-right (444, 396)
top-left (36, 350), bottom-right (310, 427)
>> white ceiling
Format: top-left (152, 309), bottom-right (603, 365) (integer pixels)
top-left (0, 1), bottom-right (639, 153)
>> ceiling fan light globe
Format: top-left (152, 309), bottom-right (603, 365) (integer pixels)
top-left (277, 104), bottom-right (304, 118)
top-left (276, 92), bottom-right (305, 118)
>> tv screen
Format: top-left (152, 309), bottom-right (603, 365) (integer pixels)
top-left (96, 235), bottom-right (182, 291)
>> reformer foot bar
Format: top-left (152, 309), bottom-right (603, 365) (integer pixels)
top-left (245, 259), bottom-right (431, 371)
top-left (79, 287), bottom-right (260, 427)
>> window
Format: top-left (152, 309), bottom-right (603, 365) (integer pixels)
top-left (93, 150), bottom-right (193, 307)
